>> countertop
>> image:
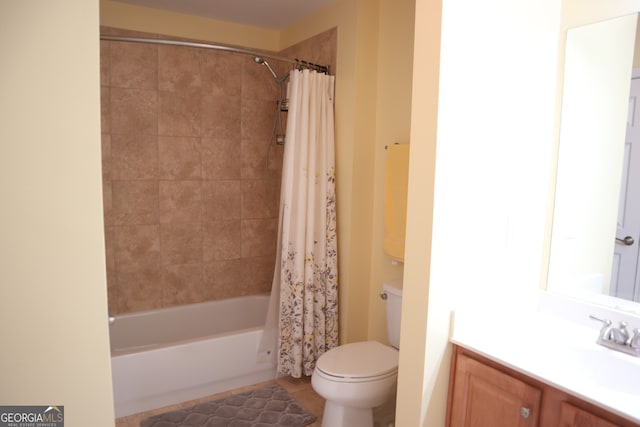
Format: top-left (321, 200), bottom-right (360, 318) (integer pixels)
top-left (450, 291), bottom-right (640, 423)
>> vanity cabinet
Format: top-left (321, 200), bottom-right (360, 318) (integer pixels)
top-left (560, 402), bottom-right (620, 427)
top-left (448, 351), bottom-right (541, 426)
top-left (447, 345), bottom-right (639, 427)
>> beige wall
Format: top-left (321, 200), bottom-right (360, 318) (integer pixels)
top-left (395, 0), bottom-right (441, 424)
top-left (398, 0), bottom-right (563, 425)
top-left (561, 0), bottom-right (640, 28)
top-left (101, 0), bottom-right (280, 51)
top-left (367, 0), bottom-right (416, 343)
top-left (0, 1), bottom-right (115, 426)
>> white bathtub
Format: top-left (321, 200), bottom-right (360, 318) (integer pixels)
top-left (109, 295), bottom-right (277, 418)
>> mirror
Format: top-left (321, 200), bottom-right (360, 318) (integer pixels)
top-left (547, 13), bottom-right (640, 308)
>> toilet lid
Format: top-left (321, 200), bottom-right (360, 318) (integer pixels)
top-left (316, 341), bottom-right (399, 379)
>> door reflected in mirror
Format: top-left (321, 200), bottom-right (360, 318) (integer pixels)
top-left (612, 75), bottom-right (640, 301)
top-left (547, 13), bottom-right (640, 305)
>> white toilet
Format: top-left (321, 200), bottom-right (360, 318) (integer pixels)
top-left (311, 278), bottom-right (403, 427)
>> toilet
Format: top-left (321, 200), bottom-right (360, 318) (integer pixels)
top-left (311, 278), bottom-right (403, 427)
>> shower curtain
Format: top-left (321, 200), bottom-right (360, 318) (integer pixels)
top-left (263, 69), bottom-right (338, 378)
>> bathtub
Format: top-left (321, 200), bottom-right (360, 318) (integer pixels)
top-left (109, 295), bottom-right (277, 418)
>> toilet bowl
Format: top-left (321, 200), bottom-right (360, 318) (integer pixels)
top-left (311, 279), bottom-right (403, 427)
top-left (311, 341), bottom-right (398, 427)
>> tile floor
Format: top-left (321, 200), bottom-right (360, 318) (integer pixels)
top-left (114, 376), bottom-right (396, 427)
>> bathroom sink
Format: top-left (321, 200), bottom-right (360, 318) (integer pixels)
top-left (581, 352), bottom-right (639, 394)
top-left (539, 344), bottom-right (640, 395)
top-left (523, 315), bottom-right (640, 395)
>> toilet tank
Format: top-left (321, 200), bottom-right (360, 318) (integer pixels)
top-left (382, 278), bottom-right (403, 349)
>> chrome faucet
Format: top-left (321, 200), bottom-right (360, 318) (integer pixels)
top-left (590, 315), bottom-right (640, 357)
top-left (630, 328), bottom-right (640, 349)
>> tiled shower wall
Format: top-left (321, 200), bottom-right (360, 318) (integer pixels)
top-left (100, 27), bottom-right (337, 315)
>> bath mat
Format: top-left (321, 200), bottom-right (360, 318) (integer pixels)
top-left (140, 383), bottom-right (316, 427)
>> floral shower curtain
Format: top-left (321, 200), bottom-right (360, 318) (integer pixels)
top-left (264, 69), bottom-right (339, 378)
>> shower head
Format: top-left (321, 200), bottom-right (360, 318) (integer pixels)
top-left (253, 56), bottom-right (279, 82)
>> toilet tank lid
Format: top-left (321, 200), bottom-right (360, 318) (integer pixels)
top-left (382, 278), bottom-right (403, 296)
top-left (316, 341), bottom-right (398, 379)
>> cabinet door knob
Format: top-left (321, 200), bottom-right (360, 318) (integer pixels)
top-left (520, 407), bottom-right (531, 419)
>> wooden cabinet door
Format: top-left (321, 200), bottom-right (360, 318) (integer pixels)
top-left (560, 402), bottom-right (622, 427)
top-left (449, 353), bottom-right (541, 427)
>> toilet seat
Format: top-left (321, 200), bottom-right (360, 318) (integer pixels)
top-left (315, 341), bottom-right (399, 381)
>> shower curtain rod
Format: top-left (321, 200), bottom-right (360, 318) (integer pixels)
top-left (100, 35), bottom-right (330, 74)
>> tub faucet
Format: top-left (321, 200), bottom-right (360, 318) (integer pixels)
top-left (590, 315), bottom-right (639, 357)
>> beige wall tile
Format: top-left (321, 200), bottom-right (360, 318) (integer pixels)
top-left (104, 226), bottom-right (116, 271)
top-left (116, 268), bottom-right (162, 313)
top-left (241, 255), bottom-right (274, 294)
top-left (241, 218), bottom-right (277, 258)
top-left (201, 51), bottom-right (244, 97)
top-left (110, 41), bottom-right (157, 90)
top-left (100, 40), bottom-right (110, 87)
top-left (241, 179), bottom-right (279, 218)
top-left (267, 142), bottom-right (284, 177)
top-left (241, 99), bottom-right (274, 140)
top-left (241, 138), bottom-right (283, 179)
top-left (201, 94), bottom-right (241, 138)
top-left (162, 264), bottom-right (203, 306)
top-left (112, 180), bottom-right (159, 225)
top-left (159, 180), bottom-right (202, 224)
top-left (280, 27), bottom-right (337, 76)
top-left (203, 220), bottom-right (241, 262)
top-left (111, 87), bottom-right (158, 135)
top-left (242, 58), bottom-right (281, 101)
top-left (201, 137), bottom-right (241, 180)
top-left (158, 90), bottom-right (202, 136)
top-left (102, 181), bottom-right (113, 227)
top-left (114, 225), bottom-right (161, 271)
top-left (101, 133), bottom-right (111, 181)
top-left (101, 27), bottom-right (334, 313)
top-left (106, 268), bottom-right (118, 315)
top-left (159, 136), bottom-right (202, 180)
top-left (100, 86), bottom-right (110, 134)
top-left (202, 180), bottom-right (241, 220)
top-left (160, 222), bottom-right (202, 265)
top-left (203, 259), bottom-right (244, 299)
top-left (158, 45), bottom-right (202, 92)
top-left (111, 133), bottom-right (159, 180)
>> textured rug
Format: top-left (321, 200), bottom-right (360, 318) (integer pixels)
top-left (140, 383), bottom-right (317, 427)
